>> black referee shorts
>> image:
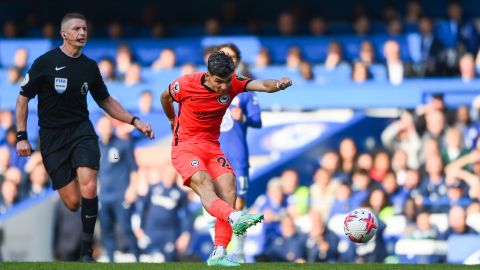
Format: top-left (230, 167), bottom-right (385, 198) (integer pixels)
top-left (39, 120), bottom-right (100, 190)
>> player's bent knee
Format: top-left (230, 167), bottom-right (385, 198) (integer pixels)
top-left (64, 199), bottom-right (80, 211)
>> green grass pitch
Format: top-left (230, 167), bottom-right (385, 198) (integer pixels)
top-left (0, 263), bottom-right (478, 270)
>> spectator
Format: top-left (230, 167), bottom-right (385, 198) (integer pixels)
top-left (454, 104), bottom-right (479, 149)
top-left (298, 61), bottom-right (314, 81)
top-left (2, 20), bottom-right (19, 38)
top-left (7, 67), bottom-right (22, 84)
top-left (459, 53), bottom-right (477, 82)
top-left (351, 61), bottom-right (371, 83)
top-left (53, 200), bottom-right (82, 261)
top-left (404, 169), bottom-right (423, 204)
top-left (116, 44), bottom-right (133, 76)
top-left (383, 3), bottom-right (399, 22)
top-left (179, 64), bottom-right (195, 76)
top-left (309, 168), bottom-right (338, 221)
top-left (2, 127), bottom-right (27, 170)
top-left (441, 206), bottom-right (477, 239)
top-left (26, 163), bottom-right (50, 198)
top-left (324, 41), bottom-right (346, 69)
top-left (410, 211), bottom-right (439, 239)
top-left (133, 165), bottom-right (192, 261)
top-left (405, 0), bottom-right (423, 24)
top-left (419, 154), bottom-right (448, 213)
top-left (353, 16), bottom-right (371, 36)
top-left (280, 169), bottom-right (309, 218)
top-left (123, 63), bottom-right (142, 86)
top-left (383, 40), bottom-right (415, 85)
top-left (415, 16), bottom-right (444, 77)
top-left (138, 90), bottom-right (154, 115)
top-left (386, 17), bottom-right (403, 36)
top-left (13, 48), bottom-right (28, 74)
top-left (286, 46), bottom-right (303, 69)
top-left (0, 147), bottom-right (10, 181)
top-left (358, 41), bottom-right (377, 66)
top-left (339, 138), bottom-right (357, 178)
top-left (107, 21), bottom-right (124, 39)
top-left (391, 149), bottom-right (409, 185)
top-left (151, 22), bottom-right (167, 38)
top-left (320, 151), bottom-right (344, 181)
top-left (446, 180), bottom-right (471, 208)
top-left (329, 182), bottom-right (352, 217)
top-left (0, 180), bottom-right (19, 214)
top-left (42, 22), bottom-right (56, 39)
top-left (356, 152), bottom-right (374, 172)
top-left (98, 58), bottom-right (118, 82)
top-left (382, 171), bottom-right (409, 214)
top-left (350, 169), bottom-right (373, 208)
top-left (370, 150), bottom-right (391, 182)
top-left (262, 214), bottom-right (307, 262)
top-left (305, 210), bottom-right (339, 262)
top-left (255, 47), bottom-right (271, 68)
top-left (441, 127), bottom-right (469, 165)
top-left (362, 189), bottom-right (394, 222)
top-left (277, 12), bottom-right (297, 36)
top-left (446, 1), bottom-right (478, 54)
top-left (421, 110), bottom-right (447, 147)
top-left (152, 48), bottom-right (176, 70)
top-left (309, 17), bottom-right (328, 36)
top-left (204, 18), bottom-right (221, 35)
top-left (381, 111), bottom-right (421, 169)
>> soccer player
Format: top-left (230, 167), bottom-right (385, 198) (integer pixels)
top-left (161, 51), bottom-right (292, 266)
top-left (15, 13), bottom-right (154, 262)
top-left (218, 43), bottom-right (262, 262)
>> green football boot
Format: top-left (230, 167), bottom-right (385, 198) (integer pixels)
top-left (231, 213), bottom-right (264, 236)
top-left (207, 255), bottom-right (241, 267)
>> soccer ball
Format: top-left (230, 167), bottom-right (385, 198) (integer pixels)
top-left (343, 208), bottom-right (378, 243)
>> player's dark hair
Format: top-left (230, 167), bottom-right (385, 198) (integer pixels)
top-left (61, 13), bottom-right (86, 28)
top-left (220, 43), bottom-right (242, 61)
top-left (207, 51), bottom-right (235, 78)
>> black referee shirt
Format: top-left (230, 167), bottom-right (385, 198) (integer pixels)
top-left (20, 47), bottom-right (110, 128)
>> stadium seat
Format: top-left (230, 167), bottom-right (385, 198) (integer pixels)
top-left (447, 235), bottom-right (480, 263)
top-left (0, 39), bottom-right (52, 68)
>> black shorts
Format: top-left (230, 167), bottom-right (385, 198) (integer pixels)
top-left (39, 120), bottom-right (100, 190)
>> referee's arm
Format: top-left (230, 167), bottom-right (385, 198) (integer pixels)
top-left (99, 96), bottom-right (154, 139)
top-left (15, 95), bottom-right (32, 156)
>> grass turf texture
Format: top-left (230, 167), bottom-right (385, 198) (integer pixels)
top-left (0, 263), bottom-right (478, 270)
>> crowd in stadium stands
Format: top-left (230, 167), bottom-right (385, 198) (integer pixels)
top-left (1, 0), bottom-right (480, 263)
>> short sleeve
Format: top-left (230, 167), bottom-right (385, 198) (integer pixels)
top-left (20, 58), bottom-right (44, 99)
top-left (90, 63), bottom-right (110, 102)
top-left (231, 73), bottom-right (253, 95)
top-left (168, 77), bottom-right (184, 103)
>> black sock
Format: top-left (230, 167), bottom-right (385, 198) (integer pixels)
top-left (80, 196), bottom-right (98, 256)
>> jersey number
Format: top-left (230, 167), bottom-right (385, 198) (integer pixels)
top-left (217, 157), bottom-right (227, 168)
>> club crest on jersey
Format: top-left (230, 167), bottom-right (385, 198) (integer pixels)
top-left (218, 94), bottom-right (230, 104)
top-left (173, 81), bottom-right (180, 93)
top-left (191, 160), bottom-right (200, 167)
top-left (54, 77), bottom-right (68, 94)
top-left (81, 82), bottom-right (89, 95)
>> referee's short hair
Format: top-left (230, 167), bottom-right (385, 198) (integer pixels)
top-left (61, 13), bottom-right (86, 28)
top-left (207, 51), bottom-right (235, 78)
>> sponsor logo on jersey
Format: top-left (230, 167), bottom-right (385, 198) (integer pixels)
top-left (54, 77), bottom-right (68, 94)
top-left (21, 73), bottom-right (29, 87)
top-left (218, 94), bottom-right (230, 104)
top-left (81, 82), bottom-right (89, 95)
top-left (191, 160), bottom-right (200, 167)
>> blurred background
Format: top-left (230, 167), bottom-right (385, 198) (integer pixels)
top-left (0, 0), bottom-right (480, 264)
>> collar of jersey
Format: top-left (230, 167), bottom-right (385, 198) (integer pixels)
top-left (201, 73), bottom-right (217, 93)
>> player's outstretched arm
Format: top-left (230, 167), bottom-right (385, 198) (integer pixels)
top-left (15, 95), bottom-right (32, 156)
top-left (99, 96), bottom-right (154, 139)
top-left (246, 77), bottom-right (292, 93)
top-left (161, 87), bottom-right (176, 132)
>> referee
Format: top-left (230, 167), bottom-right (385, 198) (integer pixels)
top-left (15, 13), bottom-right (154, 262)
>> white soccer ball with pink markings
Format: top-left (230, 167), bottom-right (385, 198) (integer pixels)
top-left (343, 208), bottom-right (378, 243)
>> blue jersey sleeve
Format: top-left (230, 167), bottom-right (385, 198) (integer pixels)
top-left (242, 92), bottom-right (262, 128)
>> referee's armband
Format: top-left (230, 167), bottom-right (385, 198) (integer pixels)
top-left (16, 131), bottom-right (28, 143)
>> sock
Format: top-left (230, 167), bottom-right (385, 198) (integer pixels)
top-left (214, 219), bottom-right (233, 248)
top-left (228, 211), bottom-right (242, 225)
top-left (208, 198), bottom-right (236, 223)
top-left (235, 233), bottom-right (246, 255)
top-left (210, 245), bottom-right (226, 259)
top-left (80, 196), bottom-right (98, 256)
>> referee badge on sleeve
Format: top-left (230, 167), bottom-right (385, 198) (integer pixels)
top-left (54, 77), bottom-right (68, 94)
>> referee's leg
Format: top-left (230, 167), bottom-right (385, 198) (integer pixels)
top-left (77, 166), bottom-right (99, 261)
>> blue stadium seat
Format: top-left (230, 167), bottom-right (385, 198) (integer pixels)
top-left (130, 38), bottom-right (203, 66)
top-left (369, 64), bottom-right (387, 82)
top-left (313, 64), bottom-right (352, 84)
top-left (0, 39), bottom-right (52, 68)
top-left (202, 36), bottom-right (262, 65)
top-left (82, 40), bottom-right (119, 63)
top-left (447, 235), bottom-right (480, 263)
